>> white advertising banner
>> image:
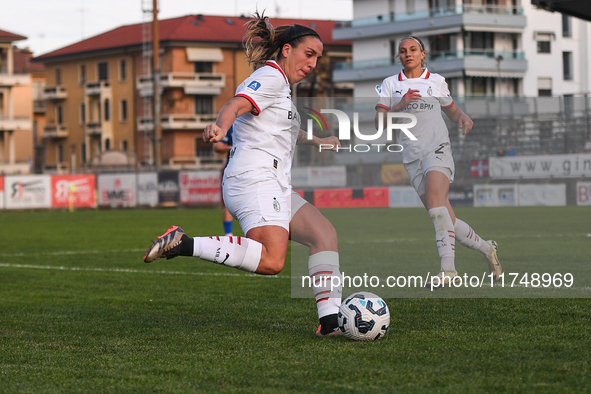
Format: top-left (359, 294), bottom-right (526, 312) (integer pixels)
top-left (291, 166), bottom-right (347, 188)
top-left (474, 184), bottom-right (518, 207)
top-left (97, 173), bottom-right (137, 207)
top-left (137, 172), bottom-right (158, 207)
top-left (179, 170), bottom-right (221, 205)
top-left (4, 175), bottom-right (51, 209)
top-left (518, 184), bottom-right (566, 206)
top-left (474, 184), bottom-right (566, 207)
top-left (576, 182), bottom-right (591, 206)
top-left (389, 186), bottom-right (423, 208)
top-left (489, 154), bottom-right (591, 179)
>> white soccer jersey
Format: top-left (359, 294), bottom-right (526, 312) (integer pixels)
top-left (376, 68), bottom-right (454, 163)
top-left (225, 60), bottom-right (300, 187)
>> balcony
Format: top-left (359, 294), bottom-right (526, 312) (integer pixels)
top-left (85, 122), bottom-right (102, 136)
top-left (34, 100), bottom-right (46, 113)
top-left (43, 85), bottom-right (68, 100)
top-left (137, 114), bottom-right (217, 131)
top-left (0, 73), bottom-right (31, 87)
top-left (333, 5), bottom-right (526, 40)
top-left (43, 124), bottom-right (69, 138)
top-left (137, 72), bottom-right (225, 96)
top-left (0, 116), bottom-right (32, 131)
top-left (85, 81), bottom-right (111, 96)
top-left (333, 50), bottom-right (527, 82)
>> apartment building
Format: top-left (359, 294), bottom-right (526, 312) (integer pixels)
top-left (34, 14), bottom-right (351, 173)
top-left (0, 29), bottom-right (33, 174)
top-left (333, 0), bottom-right (591, 98)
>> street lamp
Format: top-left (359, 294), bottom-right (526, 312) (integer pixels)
top-left (495, 54), bottom-right (503, 97)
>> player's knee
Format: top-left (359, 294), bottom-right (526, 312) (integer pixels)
top-left (258, 257), bottom-right (285, 275)
top-left (311, 222), bottom-right (338, 251)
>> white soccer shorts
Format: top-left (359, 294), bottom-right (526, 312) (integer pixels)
top-left (404, 142), bottom-right (455, 197)
top-left (223, 169), bottom-right (307, 234)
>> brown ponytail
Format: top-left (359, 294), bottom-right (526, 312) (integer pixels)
top-left (243, 11), bottom-right (321, 66)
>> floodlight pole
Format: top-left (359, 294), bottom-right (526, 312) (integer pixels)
top-left (152, 0), bottom-right (161, 169)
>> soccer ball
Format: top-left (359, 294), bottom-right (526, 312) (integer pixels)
top-left (338, 292), bottom-right (390, 341)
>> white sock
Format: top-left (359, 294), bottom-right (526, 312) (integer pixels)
top-left (428, 206), bottom-right (456, 272)
top-left (193, 236), bottom-right (262, 273)
top-left (454, 219), bottom-right (493, 255)
top-left (308, 251), bottom-right (342, 319)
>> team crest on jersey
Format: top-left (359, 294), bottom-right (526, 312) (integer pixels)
top-left (427, 86), bottom-right (433, 96)
top-left (246, 80), bottom-right (261, 92)
top-left (375, 85), bottom-right (382, 95)
top-left (273, 197), bottom-right (281, 212)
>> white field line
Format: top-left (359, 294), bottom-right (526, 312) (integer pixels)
top-left (1, 263), bottom-right (590, 292)
top-left (0, 262), bottom-right (289, 279)
top-left (346, 233), bottom-right (589, 244)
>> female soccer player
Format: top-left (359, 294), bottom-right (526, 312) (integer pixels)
top-left (375, 36), bottom-right (502, 288)
top-left (144, 13), bottom-right (343, 336)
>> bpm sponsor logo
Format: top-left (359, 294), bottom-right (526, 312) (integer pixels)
top-left (304, 108), bottom-right (417, 153)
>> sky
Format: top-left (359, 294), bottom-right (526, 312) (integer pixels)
top-left (0, 0), bottom-right (353, 56)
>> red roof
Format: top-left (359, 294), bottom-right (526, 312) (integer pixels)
top-left (0, 28), bottom-right (27, 42)
top-left (36, 14), bottom-right (350, 61)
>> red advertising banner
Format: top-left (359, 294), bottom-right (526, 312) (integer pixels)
top-left (51, 175), bottom-right (96, 208)
top-left (314, 187), bottom-right (390, 208)
top-left (179, 171), bottom-right (221, 205)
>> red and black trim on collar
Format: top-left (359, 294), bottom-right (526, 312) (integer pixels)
top-left (235, 93), bottom-right (261, 116)
top-left (399, 69), bottom-right (431, 80)
top-left (265, 61), bottom-right (288, 84)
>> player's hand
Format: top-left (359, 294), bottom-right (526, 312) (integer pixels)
top-left (317, 135), bottom-right (341, 150)
top-left (393, 89), bottom-right (421, 111)
top-left (203, 124), bottom-right (224, 142)
top-left (458, 113), bottom-right (474, 136)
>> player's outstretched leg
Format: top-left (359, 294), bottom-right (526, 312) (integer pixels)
top-left (144, 225), bottom-right (262, 273)
top-left (454, 219), bottom-right (502, 281)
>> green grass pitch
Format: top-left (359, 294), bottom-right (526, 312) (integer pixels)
top-left (0, 206), bottom-right (590, 393)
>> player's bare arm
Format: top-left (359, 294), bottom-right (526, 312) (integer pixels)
top-left (442, 104), bottom-right (474, 136)
top-left (375, 88), bottom-right (421, 129)
top-left (296, 130), bottom-right (341, 150)
top-left (204, 97), bottom-right (253, 143)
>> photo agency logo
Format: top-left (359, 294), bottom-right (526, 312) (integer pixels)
top-left (303, 107), bottom-right (418, 153)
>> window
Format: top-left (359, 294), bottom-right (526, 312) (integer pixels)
top-left (119, 59), bottom-right (127, 81)
top-left (122, 140), bottom-right (128, 152)
top-left (58, 144), bottom-right (64, 163)
top-left (57, 105), bottom-right (63, 124)
top-left (538, 77), bottom-right (552, 96)
top-left (104, 98), bottom-right (110, 121)
top-left (55, 68), bottom-right (62, 85)
top-left (464, 31), bottom-right (494, 53)
top-left (406, 0), bottom-right (415, 13)
top-left (120, 99), bottom-right (128, 122)
top-left (105, 138), bottom-right (111, 151)
top-left (429, 34), bottom-right (452, 58)
top-left (98, 62), bottom-right (109, 81)
top-left (537, 40), bottom-right (551, 54)
top-left (562, 15), bottom-right (571, 38)
top-left (80, 103), bottom-right (86, 125)
top-left (195, 96), bottom-right (213, 114)
top-left (81, 142), bottom-right (87, 163)
top-left (563, 51), bottom-right (573, 80)
top-left (79, 64), bottom-right (86, 85)
top-left (194, 62), bottom-right (213, 73)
